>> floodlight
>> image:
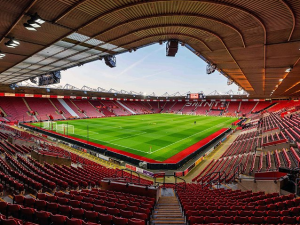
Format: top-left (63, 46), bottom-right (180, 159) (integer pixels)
top-left (285, 67), bottom-right (292, 72)
top-left (24, 13), bottom-right (45, 31)
top-left (9, 83), bottom-right (18, 90)
top-left (24, 23), bottom-right (37, 31)
top-left (0, 51), bottom-right (5, 59)
top-left (5, 38), bottom-right (20, 48)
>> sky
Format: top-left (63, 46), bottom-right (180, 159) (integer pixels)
top-left (60, 43), bottom-right (238, 96)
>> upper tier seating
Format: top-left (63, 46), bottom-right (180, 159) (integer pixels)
top-left (0, 97), bottom-right (32, 122)
top-left (252, 101), bottom-right (274, 113)
top-left (25, 98), bottom-right (61, 121)
top-left (50, 99), bottom-right (72, 119)
top-left (239, 102), bottom-right (257, 116)
top-left (194, 102), bottom-right (211, 115)
top-left (70, 100), bottom-right (104, 118)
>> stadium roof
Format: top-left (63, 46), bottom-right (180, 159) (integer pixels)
top-left (0, 0), bottom-right (300, 98)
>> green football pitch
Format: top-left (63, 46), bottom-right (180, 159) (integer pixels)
top-left (32, 114), bottom-right (237, 161)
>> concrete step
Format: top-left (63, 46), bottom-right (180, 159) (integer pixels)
top-left (157, 206), bottom-right (180, 209)
top-left (152, 222), bottom-right (186, 225)
top-left (151, 219), bottom-right (186, 224)
top-left (152, 218), bottom-right (185, 221)
top-left (153, 215), bottom-right (183, 218)
top-left (154, 211), bottom-right (182, 214)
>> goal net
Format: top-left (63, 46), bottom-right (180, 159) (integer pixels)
top-left (189, 112), bottom-right (196, 116)
top-left (43, 121), bottom-right (57, 130)
top-left (57, 124), bottom-right (74, 134)
top-left (175, 112), bottom-right (183, 115)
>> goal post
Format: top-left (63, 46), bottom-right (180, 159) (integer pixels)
top-left (57, 124), bottom-right (74, 134)
top-left (42, 121), bottom-right (57, 130)
top-left (175, 112), bottom-right (183, 115)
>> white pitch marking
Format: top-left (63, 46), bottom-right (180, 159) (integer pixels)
top-left (149, 121), bottom-right (228, 154)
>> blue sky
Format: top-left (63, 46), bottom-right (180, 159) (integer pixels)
top-left (61, 43), bottom-right (238, 96)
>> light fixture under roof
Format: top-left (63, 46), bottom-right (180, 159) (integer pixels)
top-left (5, 38), bottom-right (20, 48)
top-left (24, 13), bottom-right (45, 31)
top-left (23, 23), bottom-right (37, 31)
top-left (279, 78), bottom-right (283, 82)
top-left (285, 67), bottom-right (293, 73)
top-left (0, 51), bottom-right (5, 59)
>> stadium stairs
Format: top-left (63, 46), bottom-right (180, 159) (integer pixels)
top-left (116, 101), bottom-right (136, 114)
top-left (161, 102), bottom-right (176, 113)
top-left (71, 100), bottom-right (104, 118)
top-left (26, 98), bottom-right (61, 121)
top-left (151, 189), bottom-right (185, 225)
top-left (68, 99), bottom-right (88, 118)
top-left (48, 99), bottom-right (66, 119)
top-left (56, 99), bottom-right (75, 118)
top-left (88, 100), bottom-right (113, 117)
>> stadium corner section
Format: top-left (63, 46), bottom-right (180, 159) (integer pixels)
top-left (21, 123), bottom-right (232, 170)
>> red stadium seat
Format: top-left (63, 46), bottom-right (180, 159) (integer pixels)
top-left (234, 216), bottom-right (249, 224)
top-left (50, 214), bottom-right (67, 225)
top-left (249, 216), bottom-right (264, 224)
top-left (128, 218), bottom-right (145, 225)
top-left (20, 207), bottom-right (35, 222)
top-left (98, 213), bottom-right (112, 225)
top-left (113, 216), bottom-right (128, 225)
top-left (13, 195), bottom-right (24, 205)
top-left (69, 200), bottom-right (81, 208)
top-left (265, 216), bottom-right (281, 224)
top-left (35, 210), bottom-right (51, 225)
top-left (71, 208), bottom-right (85, 219)
top-left (84, 210), bottom-right (98, 223)
top-left (23, 197), bottom-right (36, 208)
top-left (34, 200), bottom-right (46, 211)
top-left (0, 201), bottom-right (8, 215)
top-left (66, 218), bottom-right (82, 225)
top-left (46, 202), bottom-right (58, 214)
top-left (2, 219), bottom-right (22, 225)
top-left (106, 207), bottom-right (120, 216)
top-left (58, 205), bottom-right (71, 217)
top-left (120, 209), bottom-right (134, 219)
top-left (189, 216), bottom-right (205, 225)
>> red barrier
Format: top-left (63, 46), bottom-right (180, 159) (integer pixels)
top-left (262, 138), bottom-right (287, 147)
top-left (255, 171), bottom-right (287, 180)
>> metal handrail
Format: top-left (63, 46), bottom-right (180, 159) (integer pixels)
top-left (114, 168), bottom-right (141, 184)
top-left (199, 171), bottom-right (227, 189)
top-left (154, 174), bottom-right (186, 190)
top-left (232, 163), bottom-right (244, 181)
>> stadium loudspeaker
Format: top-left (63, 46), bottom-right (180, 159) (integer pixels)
top-left (166, 40), bottom-right (178, 57)
top-left (104, 55), bottom-right (116, 68)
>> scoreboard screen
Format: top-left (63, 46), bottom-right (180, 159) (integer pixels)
top-left (187, 93), bottom-right (205, 99)
top-left (190, 93), bottom-right (199, 99)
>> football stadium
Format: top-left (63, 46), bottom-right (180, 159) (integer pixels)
top-left (1, 1), bottom-right (300, 225)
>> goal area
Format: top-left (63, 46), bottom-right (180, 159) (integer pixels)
top-left (57, 124), bottom-right (74, 134)
top-left (43, 121), bottom-right (57, 130)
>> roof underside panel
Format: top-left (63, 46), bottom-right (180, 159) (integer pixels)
top-left (0, 0), bottom-right (299, 97)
